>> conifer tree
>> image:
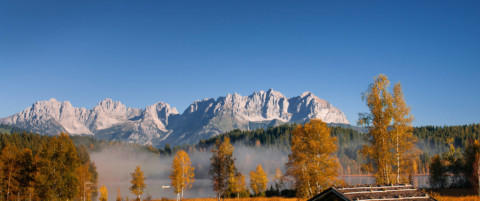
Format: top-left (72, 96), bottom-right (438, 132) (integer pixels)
top-left (170, 150), bottom-right (195, 201)
top-left (428, 155), bottom-right (448, 189)
top-left (286, 119), bottom-right (340, 198)
top-left (473, 153), bottom-right (480, 196)
top-left (130, 166), bottom-right (146, 201)
top-left (465, 139), bottom-right (480, 196)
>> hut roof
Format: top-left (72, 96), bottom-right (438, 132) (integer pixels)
top-left (308, 184), bottom-right (437, 201)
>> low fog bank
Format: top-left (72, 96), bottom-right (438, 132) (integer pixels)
top-left (90, 143), bottom-right (431, 200)
top-left (90, 143), bottom-right (290, 200)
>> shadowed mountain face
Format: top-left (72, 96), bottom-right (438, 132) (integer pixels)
top-left (0, 89), bottom-right (349, 147)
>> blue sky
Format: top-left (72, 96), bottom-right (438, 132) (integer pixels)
top-left (1, 1), bottom-right (479, 126)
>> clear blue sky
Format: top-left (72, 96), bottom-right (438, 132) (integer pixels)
top-left (1, 0), bottom-right (479, 126)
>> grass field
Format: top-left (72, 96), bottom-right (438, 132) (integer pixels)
top-left (150, 189), bottom-right (480, 201)
top-left (425, 189), bottom-right (480, 201)
top-left (149, 194), bottom-right (480, 201)
top-left (152, 198), bottom-right (302, 201)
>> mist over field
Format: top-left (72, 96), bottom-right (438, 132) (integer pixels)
top-left (90, 143), bottom-right (290, 200)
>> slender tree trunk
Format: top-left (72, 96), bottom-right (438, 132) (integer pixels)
top-left (7, 169), bottom-right (11, 200)
top-left (396, 130), bottom-right (400, 184)
top-left (83, 177), bottom-right (86, 201)
top-left (477, 156), bottom-right (480, 197)
top-left (181, 157), bottom-right (185, 200)
top-left (137, 186), bottom-right (141, 201)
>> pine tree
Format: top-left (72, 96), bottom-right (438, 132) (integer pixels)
top-left (473, 153), bottom-right (480, 196)
top-left (99, 185), bottom-right (108, 201)
top-left (170, 150), bottom-right (195, 201)
top-left (428, 155), bottom-right (448, 189)
top-left (130, 166), bottom-right (146, 201)
top-left (465, 139), bottom-right (480, 196)
top-left (249, 164), bottom-right (268, 197)
top-left (286, 119), bottom-right (340, 198)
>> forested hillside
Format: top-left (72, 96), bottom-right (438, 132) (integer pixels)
top-left (3, 123), bottom-right (478, 181)
top-left (193, 123), bottom-right (480, 175)
top-left (0, 132), bottom-right (98, 200)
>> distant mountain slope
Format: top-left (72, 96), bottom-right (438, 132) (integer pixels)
top-left (0, 89), bottom-right (349, 147)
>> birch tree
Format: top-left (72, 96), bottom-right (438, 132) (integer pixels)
top-left (209, 137), bottom-right (236, 201)
top-left (170, 150), bottom-right (195, 201)
top-left (360, 74), bottom-right (395, 184)
top-left (99, 185), bottom-right (108, 201)
top-left (130, 166), bottom-right (146, 201)
top-left (286, 119), bottom-right (340, 198)
top-left (76, 163), bottom-right (93, 201)
top-left (391, 83), bottom-right (416, 183)
top-left (249, 164), bottom-right (268, 197)
top-left (360, 74), bottom-right (416, 185)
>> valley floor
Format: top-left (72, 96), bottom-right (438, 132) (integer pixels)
top-left (150, 193), bottom-right (480, 201)
top-left (425, 189), bottom-right (480, 201)
top-left (151, 198), bottom-right (300, 201)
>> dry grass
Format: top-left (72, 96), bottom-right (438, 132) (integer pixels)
top-left (434, 196), bottom-right (480, 201)
top-left (425, 189), bottom-right (480, 201)
top-left (152, 198), bottom-right (303, 201)
top-left (150, 192), bottom-right (480, 201)
top-left (167, 197), bottom-right (480, 201)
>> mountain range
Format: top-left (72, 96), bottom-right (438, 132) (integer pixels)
top-left (0, 89), bottom-right (349, 147)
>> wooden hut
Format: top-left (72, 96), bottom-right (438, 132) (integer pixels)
top-left (308, 184), bottom-right (437, 201)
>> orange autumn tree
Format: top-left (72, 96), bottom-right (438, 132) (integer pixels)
top-left (232, 172), bottom-right (248, 198)
top-left (76, 162), bottom-right (93, 201)
top-left (249, 164), bottom-right (268, 196)
top-left (0, 144), bottom-right (20, 201)
top-left (130, 166), bottom-right (146, 201)
top-left (360, 74), bottom-right (416, 185)
top-left (99, 185), bottom-right (108, 201)
top-left (391, 82), bottom-right (416, 183)
top-left (209, 137), bottom-right (237, 201)
top-left (170, 150), bottom-right (195, 201)
top-left (286, 119), bottom-right (340, 198)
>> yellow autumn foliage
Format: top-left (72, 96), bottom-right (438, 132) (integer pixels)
top-left (170, 150), bottom-right (195, 200)
top-left (286, 119), bottom-right (340, 198)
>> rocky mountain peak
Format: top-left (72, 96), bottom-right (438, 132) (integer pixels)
top-left (0, 90), bottom-right (350, 147)
top-left (300, 91), bottom-right (313, 97)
